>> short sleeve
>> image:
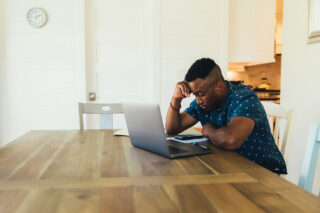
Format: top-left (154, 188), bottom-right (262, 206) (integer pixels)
top-left (229, 94), bottom-right (263, 124)
top-left (184, 99), bottom-right (200, 121)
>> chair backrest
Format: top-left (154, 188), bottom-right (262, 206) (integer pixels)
top-left (261, 102), bottom-right (295, 163)
top-left (78, 103), bottom-right (123, 130)
top-left (299, 124), bottom-right (320, 196)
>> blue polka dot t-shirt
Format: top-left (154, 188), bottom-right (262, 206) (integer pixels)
top-left (185, 81), bottom-right (287, 174)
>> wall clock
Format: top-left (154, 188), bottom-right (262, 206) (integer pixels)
top-left (27, 8), bottom-right (48, 28)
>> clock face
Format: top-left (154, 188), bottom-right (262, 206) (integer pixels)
top-left (27, 8), bottom-right (47, 28)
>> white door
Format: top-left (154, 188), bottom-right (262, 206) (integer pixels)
top-left (85, 0), bottom-right (159, 129)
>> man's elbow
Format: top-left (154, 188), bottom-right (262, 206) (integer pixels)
top-left (223, 137), bottom-right (244, 150)
top-left (165, 126), bottom-right (180, 135)
top-left (166, 129), bottom-right (177, 135)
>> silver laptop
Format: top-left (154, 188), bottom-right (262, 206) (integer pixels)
top-left (122, 102), bottom-right (213, 158)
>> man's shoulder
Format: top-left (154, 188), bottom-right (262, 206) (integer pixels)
top-left (229, 84), bottom-right (257, 101)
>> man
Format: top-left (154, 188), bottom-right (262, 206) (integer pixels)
top-left (165, 58), bottom-right (287, 174)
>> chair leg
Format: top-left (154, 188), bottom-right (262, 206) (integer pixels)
top-left (299, 124), bottom-right (320, 192)
top-left (100, 114), bottom-right (113, 129)
top-left (79, 103), bottom-right (84, 130)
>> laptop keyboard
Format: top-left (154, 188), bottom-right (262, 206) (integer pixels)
top-left (168, 145), bottom-right (188, 154)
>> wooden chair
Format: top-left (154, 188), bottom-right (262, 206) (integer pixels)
top-left (261, 102), bottom-right (295, 164)
top-left (299, 124), bottom-right (320, 196)
top-left (78, 103), bottom-right (123, 130)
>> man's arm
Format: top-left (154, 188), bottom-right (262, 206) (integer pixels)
top-left (165, 103), bottom-right (198, 134)
top-left (165, 82), bottom-right (198, 134)
top-left (202, 117), bottom-right (255, 150)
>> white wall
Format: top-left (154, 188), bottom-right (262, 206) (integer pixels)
top-left (0, 0), bottom-right (229, 145)
top-left (282, 0), bottom-right (320, 189)
top-left (0, 0), bottom-right (84, 146)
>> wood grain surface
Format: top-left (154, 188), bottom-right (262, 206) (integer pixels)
top-left (0, 130), bottom-right (319, 213)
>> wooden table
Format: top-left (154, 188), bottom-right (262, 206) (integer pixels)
top-left (0, 130), bottom-right (319, 213)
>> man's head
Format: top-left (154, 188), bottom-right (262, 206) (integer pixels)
top-left (185, 58), bottom-right (226, 110)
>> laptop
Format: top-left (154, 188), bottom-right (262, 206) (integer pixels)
top-left (121, 102), bottom-right (213, 158)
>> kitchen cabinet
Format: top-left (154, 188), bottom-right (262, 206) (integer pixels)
top-left (228, 0), bottom-right (276, 62)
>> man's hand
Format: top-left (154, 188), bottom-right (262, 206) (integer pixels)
top-left (202, 123), bottom-right (223, 147)
top-left (201, 123), bottom-right (217, 138)
top-left (201, 117), bottom-right (255, 150)
top-left (173, 81), bottom-right (191, 100)
top-left (165, 81), bottom-right (197, 135)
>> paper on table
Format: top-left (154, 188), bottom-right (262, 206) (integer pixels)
top-left (113, 128), bottom-right (129, 136)
top-left (166, 137), bottom-right (209, 144)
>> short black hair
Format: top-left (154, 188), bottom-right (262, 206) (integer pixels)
top-left (185, 58), bottom-right (218, 82)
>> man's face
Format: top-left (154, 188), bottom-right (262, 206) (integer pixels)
top-left (188, 78), bottom-right (223, 111)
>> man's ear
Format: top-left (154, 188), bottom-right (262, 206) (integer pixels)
top-left (215, 80), bottom-right (224, 94)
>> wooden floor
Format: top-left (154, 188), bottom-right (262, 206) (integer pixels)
top-left (0, 130), bottom-right (319, 213)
